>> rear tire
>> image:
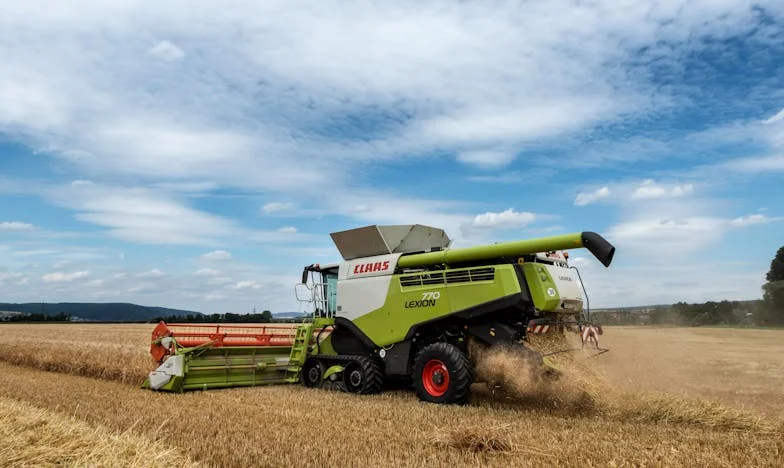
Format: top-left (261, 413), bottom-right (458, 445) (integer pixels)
top-left (413, 342), bottom-right (473, 405)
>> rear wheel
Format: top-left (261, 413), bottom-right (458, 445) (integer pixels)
top-left (413, 342), bottom-right (473, 405)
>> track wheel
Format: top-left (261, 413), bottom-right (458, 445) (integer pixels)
top-left (342, 357), bottom-right (383, 394)
top-left (413, 342), bottom-right (473, 405)
top-left (301, 358), bottom-right (323, 388)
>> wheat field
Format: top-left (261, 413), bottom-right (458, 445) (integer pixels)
top-left (0, 323), bottom-right (782, 467)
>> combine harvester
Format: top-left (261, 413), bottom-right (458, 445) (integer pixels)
top-left (142, 224), bottom-right (614, 404)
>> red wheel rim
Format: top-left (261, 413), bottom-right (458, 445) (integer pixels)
top-left (422, 359), bottom-right (450, 397)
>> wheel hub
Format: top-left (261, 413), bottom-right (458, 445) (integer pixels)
top-left (349, 369), bottom-right (362, 387)
top-left (422, 359), bottom-right (450, 397)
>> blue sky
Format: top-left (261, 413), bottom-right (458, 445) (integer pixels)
top-left (1, 0), bottom-right (783, 314)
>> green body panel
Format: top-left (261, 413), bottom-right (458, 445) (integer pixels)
top-left (397, 232), bottom-right (584, 268)
top-left (323, 365), bottom-right (344, 379)
top-left (352, 264), bottom-right (522, 347)
top-left (521, 263), bottom-right (561, 311)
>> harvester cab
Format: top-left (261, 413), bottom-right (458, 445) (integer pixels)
top-left (142, 224), bottom-right (615, 405)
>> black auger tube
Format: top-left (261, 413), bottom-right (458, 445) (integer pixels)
top-left (580, 232), bottom-right (615, 267)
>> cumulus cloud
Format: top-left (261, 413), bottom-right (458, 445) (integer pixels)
top-left (42, 271), bottom-right (90, 283)
top-left (631, 179), bottom-right (694, 200)
top-left (201, 250), bottom-right (232, 261)
top-left (2, 0), bottom-right (775, 197)
top-left (262, 202), bottom-right (296, 214)
top-left (729, 214), bottom-right (780, 227)
top-left (575, 187), bottom-right (611, 206)
top-left (229, 280), bottom-right (261, 291)
top-left (0, 221), bottom-right (36, 231)
top-left (0, 1), bottom-right (782, 311)
top-left (576, 179), bottom-right (697, 206)
top-left (470, 208), bottom-right (536, 229)
top-left (149, 40), bottom-right (185, 62)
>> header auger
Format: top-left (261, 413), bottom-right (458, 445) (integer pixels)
top-left (142, 224), bottom-right (615, 404)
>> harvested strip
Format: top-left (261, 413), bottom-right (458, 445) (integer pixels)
top-left (0, 396), bottom-right (196, 467)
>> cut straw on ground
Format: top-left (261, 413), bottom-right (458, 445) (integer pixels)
top-left (1, 324), bottom-right (783, 467)
top-left (0, 396), bottom-right (196, 467)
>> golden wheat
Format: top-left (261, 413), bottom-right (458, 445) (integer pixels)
top-left (0, 324), bottom-right (783, 467)
top-left (0, 396), bottom-right (196, 467)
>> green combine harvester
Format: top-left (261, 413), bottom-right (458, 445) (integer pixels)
top-left (142, 224), bottom-right (615, 404)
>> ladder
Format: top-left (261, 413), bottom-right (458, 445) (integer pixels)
top-left (284, 323), bottom-right (314, 383)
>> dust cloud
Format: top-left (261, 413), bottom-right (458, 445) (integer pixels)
top-left (467, 332), bottom-right (782, 434)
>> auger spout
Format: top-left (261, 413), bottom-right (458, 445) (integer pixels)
top-left (396, 231), bottom-right (615, 268)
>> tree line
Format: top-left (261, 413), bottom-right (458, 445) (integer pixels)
top-left (591, 300), bottom-right (766, 327)
top-left (4, 312), bottom-right (71, 322)
top-left (593, 244), bottom-right (784, 327)
top-left (149, 311), bottom-right (275, 323)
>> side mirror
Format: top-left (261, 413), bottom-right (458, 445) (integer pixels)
top-left (294, 283), bottom-right (311, 302)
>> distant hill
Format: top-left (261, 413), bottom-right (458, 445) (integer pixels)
top-left (0, 302), bottom-right (202, 322)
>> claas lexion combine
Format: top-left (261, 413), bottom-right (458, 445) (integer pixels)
top-left (142, 224), bottom-right (615, 404)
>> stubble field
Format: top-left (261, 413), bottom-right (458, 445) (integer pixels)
top-left (0, 323), bottom-right (782, 467)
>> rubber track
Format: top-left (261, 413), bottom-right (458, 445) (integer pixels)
top-left (414, 342), bottom-right (474, 405)
top-left (314, 355), bottom-right (384, 395)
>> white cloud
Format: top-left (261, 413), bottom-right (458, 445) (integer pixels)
top-left (0, 272), bottom-right (25, 284)
top-left (45, 182), bottom-right (239, 245)
top-left (722, 154), bottom-right (784, 172)
top-left (0, 221), bottom-right (36, 231)
top-left (470, 208), bottom-right (536, 229)
top-left (575, 179), bottom-right (696, 206)
top-left (729, 214), bottom-right (780, 227)
top-left (455, 150), bottom-right (516, 169)
top-left (1, 0), bottom-right (773, 198)
top-left (606, 209), bottom-right (783, 264)
top-left (229, 280), bottom-right (261, 291)
top-left (278, 226), bottom-right (298, 234)
top-left (631, 179), bottom-right (694, 200)
top-left (416, 98), bottom-right (621, 151)
top-left (136, 269), bottom-right (165, 278)
top-left (41, 271), bottom-right (90, 283)
top-left (201, 250), bottom-right (232, 261)
top-left (575, 186), bottom-right (611, 206)
top-left (609, 216), bottom-right (725, 243)
top-left (149, 40), bottom-right (185, 62)
top-left (194, 268), bottom-right (218, 276)
top-left (262, 202), bottom-right (296, 214)
top-left (0, 0), bottom-right (782, 312)
top-left (764, 108), bottom-right (784, 124)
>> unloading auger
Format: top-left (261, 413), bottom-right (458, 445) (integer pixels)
top-left (142, 224), bottom-right (615, 404)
